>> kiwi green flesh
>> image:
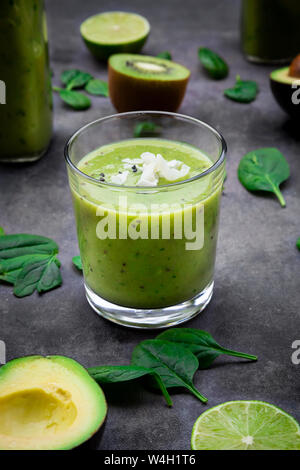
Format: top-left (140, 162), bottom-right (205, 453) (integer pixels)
top-left (270, 67), bottom-right (300, 85)
top-left (109, 53), bottom-right (190, 81)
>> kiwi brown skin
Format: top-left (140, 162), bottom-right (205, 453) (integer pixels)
top-left (108, 63), bottom-right (189, 112)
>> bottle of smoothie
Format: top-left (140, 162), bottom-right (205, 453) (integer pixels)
top-left (0, 0), bottom-right (53, 162)
top-left (241, 0), bottom-right (300, 64)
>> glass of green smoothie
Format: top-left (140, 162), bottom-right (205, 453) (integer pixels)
top-left (65, 112), bottom-right (226, 328)
top-left (0, 0), bottom-right (53, 162)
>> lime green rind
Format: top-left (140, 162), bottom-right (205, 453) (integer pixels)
top-left (191, 400), bottom-right (300, 451)
top-left (80, 12), bottom-right (150, 61)
top-left (0, 355), bottom-right (107, 450)
top-left (82, 36), bottom-right (149, 61)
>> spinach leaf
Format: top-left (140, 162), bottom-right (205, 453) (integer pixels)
top-left (157, 51), bottom-right (172, 60)
top-left (224, 75), bottom-right (258, 103)
top-left (0, 234), bottom-right (58, 259)
top-left (61, 69), bottom-right (80, 85)
top-left (61, 69), bottom-right (92, 89)
top-left (72, 255), bottom-right (82, 271)
top-left (0, 253), bottom-right (50, 284)
top-left (66, 72), bottom-right (92, 90)
top-left (133, 121), bottom-right (161, 138)
top-left (157, 329), bottom-right (257, 369)
top-left (85, 79), bottom-right (109, 97)
top-left (14, 256), bottom-right (61, 297)
top-left (59, 89), bottom-right (91, 110)
top-left (0, 227), bottom-right (5, 236)
top-left (238, 148), bottom-right (290, 207)
top-left (297, 238), bottom-right (300, 251)
top-left (88, 365), bottom-right (172, 407)
top-left (198, 47), bottom-right (228, 79)
top-left (131, 339), bottom-right (207, 403)
top-left (0, 234), bottom-right (62, 297)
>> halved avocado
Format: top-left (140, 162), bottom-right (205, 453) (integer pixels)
top-left (270, 64), bottom-right (300, 119)
top-left (0, 356), bottom-right (107, 450)
top-left (108, 53), bottom-right (190, 112)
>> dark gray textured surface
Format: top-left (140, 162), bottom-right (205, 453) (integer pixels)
top-left (0, 0), bottom-right (299, 450)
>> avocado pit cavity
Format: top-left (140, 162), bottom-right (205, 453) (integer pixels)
top-left (0, 387), bottom-right (77, 439)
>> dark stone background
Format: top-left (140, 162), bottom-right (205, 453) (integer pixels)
top-left (0, 0), bottom-right (299, 450)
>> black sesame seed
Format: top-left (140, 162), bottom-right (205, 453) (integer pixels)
top-left (132, 165), bottom-right (137, 172)
top-left (100, 177), bottom-right (105, 182)
top-left (100, 172), bottom-right (105, 177)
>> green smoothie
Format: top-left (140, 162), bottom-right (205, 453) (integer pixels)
top-left (70, 138), bottom-right (223, 309)
top-left (241, 0), bottom-right (300, 63)
top-left (0, 0), bottom-right (52, 162)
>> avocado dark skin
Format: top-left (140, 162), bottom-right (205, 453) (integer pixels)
top-left (270, 65), bottom-right (300, 120)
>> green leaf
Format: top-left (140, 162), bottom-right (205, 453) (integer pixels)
top-left (157, 51), bottom-right (172, 60)
top-left (0, 234), bottom-right (62, 297)
top-left (88, 365), bottom-right (172, 407)
top-left (238, 148), bottom-right (290, 207)
top-left (198, 47), bottom-right (228, 79)
top-left (85, 79), bottom-right (109, 97)
top-left (61, 69), bottom-right (80, 85)
top-left (59, 89), bottom-right (91, 110)
top-left (157, 329), bottom-right (257, 369)
top-left (0, 227), bottom-right (5, 236)
top-left (13, 256), bottom-right (62, 297)
top-left (0, 254), bottom-right (50, 285)
top-left (0, 234), bottom-right (58, 259)
top-left (224, 75), bottom-right (258, 103)
top-left (72, 255), bottom-right (82, 271)
top-left (131, 339), bottom-right (207, 403)
top-left (133, 121), bottom-right (161, 138)
top-left (297, 238), bottom-right (300, 251)
top-left (61, 69), bottom-right (92, 89)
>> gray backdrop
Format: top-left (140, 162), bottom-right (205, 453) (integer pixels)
top-left (0, 0), bottom-right (299, 450)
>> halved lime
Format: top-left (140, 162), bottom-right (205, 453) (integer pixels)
top-left (80, 12), bottom-right (150, 61)
top-left (191, 401), bottom-right (300, 450)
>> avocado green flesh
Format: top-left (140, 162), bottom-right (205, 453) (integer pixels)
top-left (109, 53), bottom-right (190, 80)
top-left (0, 356), bottom-right (107, 450)
top-left (270, 67), bottom-right (300, 85)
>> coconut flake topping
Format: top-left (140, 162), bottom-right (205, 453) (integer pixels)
top-left (137, 152), bottom-right (190, 186)
top-left (111, 170), bottom-right (129, 185)
top-left (109, 153), bottom-right (190, 186)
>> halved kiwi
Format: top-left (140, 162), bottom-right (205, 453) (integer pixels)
top-left (108, 54), bottom-right (190, 112)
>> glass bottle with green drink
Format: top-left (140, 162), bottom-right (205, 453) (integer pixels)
top-left (241, 0), bottom-right (300, 64)
top-left (0, 0), bottom-right (53, 162)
